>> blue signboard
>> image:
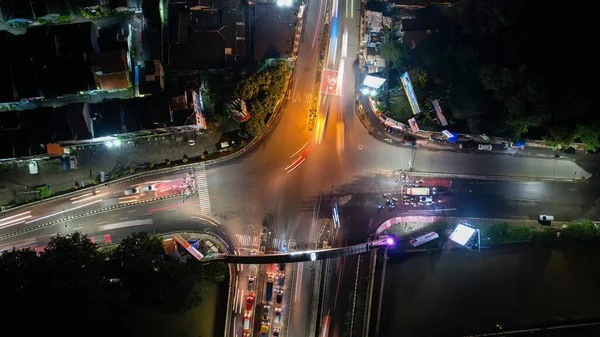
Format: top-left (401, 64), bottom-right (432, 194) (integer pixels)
top-left (401, 72), bottom-right (421, 115)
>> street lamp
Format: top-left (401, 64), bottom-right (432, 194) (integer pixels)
top-left (361, 87), bottom-right (370, 95)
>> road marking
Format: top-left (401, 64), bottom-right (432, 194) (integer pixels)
top-left (351, 0), bottom-right (354, 18)
top-left (408, 208), bottom-right (457, 212)
top-left (194, 164), bottom-right (212, 213)
top-left (345, 0), bottom-right (348, 18)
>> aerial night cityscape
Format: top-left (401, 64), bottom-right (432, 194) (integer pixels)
top-left (1, 0), bottom-right (600, 336)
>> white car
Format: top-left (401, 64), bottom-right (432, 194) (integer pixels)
top-left (538, 215), bottom-right (554, 221)
top-left (274, 308), bottom-right (282, 323)
top-left (418, 196), bottom-right (433, 203)
top-left (141, 184), bottom-right (156, 192)
top-left (478, 144), bottom-right (492, 151)
top-left (124, 188), bottom-right (140, 195)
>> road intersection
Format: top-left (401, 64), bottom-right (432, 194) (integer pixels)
top-left (0, 0), bottom-right (598, 335)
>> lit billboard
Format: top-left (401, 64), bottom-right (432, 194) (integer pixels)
top-left (432, 99), bottom-right (447, 126)
top-left (408, 118), bottom-right (419, 133)
top-left (410, 232), bottom-right (439, 247)
top-left (401, 72), bottom-right (421, 115)
top-left (449, 224), bottom-right (476, 246)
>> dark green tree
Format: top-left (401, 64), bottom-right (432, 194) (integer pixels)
top-left (380, 42), bottom-right (408, 69)
top-left (114, 232), bottom-right (203, 313)
top-left (561, 220), bottom-right (600, 242)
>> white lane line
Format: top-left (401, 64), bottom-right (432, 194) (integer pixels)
top-left (0, 211), bottom-right (31, 226)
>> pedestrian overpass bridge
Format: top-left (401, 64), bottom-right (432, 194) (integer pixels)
top-left (210, 237), bottom-right (394, 264)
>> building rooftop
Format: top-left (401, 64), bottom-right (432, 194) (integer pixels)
top-left (169, 4), bottom-right (247, 70)
top-left (253, 4), bottom-right (296, 61)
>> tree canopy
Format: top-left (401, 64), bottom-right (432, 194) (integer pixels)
top-left (391, 0), bottom-right (600, 147)
top-left (234, 62), bottom-right (291, 135)
top-left (0, 232), bottom-right (229, 336)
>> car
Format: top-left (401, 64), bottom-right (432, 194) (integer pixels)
top-left (273, 328), bottom-right (280, 337)
top-left (263, 305), bottom-right (270, 320)
top-left (418, 196), bottom-right (433, 203)
top-left (124, 187), bottom-right (140, 195)
top-left (538, 215), bottom-right (554, 222)
top-left (248, 276), bottom-right (255, 292)
top-left (260, 324), bottom-right (270, 334)
top-left (278, 263), bottom-right (285, 272)
top-left (274, 308), bottom-right (282, 324)
top-left (477, 144), bottom-right (492, 151)
top-left (458, 142), bottom-right (477, 150)
top-left (403, 135), bottom-right (417, 147)
top-left (289, 239), bottom-right (297, 251)
top-left (243, 315), bottom-right (251, 333)
top-left (140, 184), bottom-right (156, 192)
top-left (431, 187), bottom-right (449, 195)
top-left (246, 296), bottom-right (254, 312)
top-left (188, 139), bottom-right (195, 146)
top-left (277, 273), bottom-right (285, 286)
top-left (276, 290), bottom-right (283, 304)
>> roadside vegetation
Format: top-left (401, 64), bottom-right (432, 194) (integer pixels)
top-left (0, 232), bottom-right (228, 336)
top-left (204, 61), bottom-right (291, 136)
top-left (485, 219), bottom-right (600, 246)
top-left (378, 0), bottom-right (600, 149)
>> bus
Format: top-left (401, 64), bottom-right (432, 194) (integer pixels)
top-left (410, 232), bottom-right (439, 247)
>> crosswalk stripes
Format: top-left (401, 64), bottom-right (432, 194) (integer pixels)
top-left (292, 91), bottom-right (312, 103)
top-left (194, 164), bottom-right (211, 213)
top-left (235, 234), bottom-right (260, 247)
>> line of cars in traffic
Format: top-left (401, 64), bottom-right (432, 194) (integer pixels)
top-left (244, 263), bottom-right (286, 337)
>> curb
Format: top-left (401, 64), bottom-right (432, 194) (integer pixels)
top-left (378, 169), bottom-right (587, 183)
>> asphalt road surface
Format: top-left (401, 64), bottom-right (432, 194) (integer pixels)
top-left (1, 0), bottom-right (600, 335)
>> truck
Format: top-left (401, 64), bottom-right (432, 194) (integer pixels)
top-left (404, 187), bottom-right (430, 196)
top-left (410, 232), bottom-right (440, 247)
top-left (265, 281), bottom-right (273, 302)
top-left (417, 178), bottom-right (452, 188)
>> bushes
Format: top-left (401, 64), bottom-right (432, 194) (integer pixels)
top-left (486, 223), bottom-right (534, 245)
top-left (486, 219), bottom-right (600, 246)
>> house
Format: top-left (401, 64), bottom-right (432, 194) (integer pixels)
top-left (89, 49), bottom-right (131, 90)
top-left (168, 78), bottom-right (207, 129)
top-left (0, 22), bottom-right (98, 101)
top-left (0, 0), bottom-right (34, 23)
top-left (252, 4), bottom-right (296, 62)
top-left (168, 0), bottom-right (247, 70)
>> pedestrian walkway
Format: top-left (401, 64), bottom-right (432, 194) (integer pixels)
top-left (194, 164), bottom-right (212, 213)
top-left (235, 234), bottom-right (261, 248)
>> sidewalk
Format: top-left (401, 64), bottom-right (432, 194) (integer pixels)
top-left (375, 215), bottom-right (567, 237)
top-left (0, 125), bottom-right (226, 207)
top-left (356, 96), bottom-right (593, 161)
